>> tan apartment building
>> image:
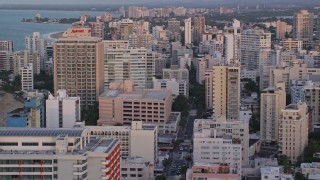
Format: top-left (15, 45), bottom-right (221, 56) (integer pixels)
top-left (205, 64), bottom-right (240, 120)
top-left (281, 38), bottom-right (303, 52)
top-left (53, 28), bottom-right (104, 108)
top-left (98, 80), bottom-right (173, 126)
top-left (293, 10), bottom-right (314, 49)
top-left (260, 82), bottom-right (286, 143)
top-left (269, 63), bottom-right (320, 93)
top-left (279, 102), bottom-right (309, 163)
top-left (276, 20), bottom-right (288, 40)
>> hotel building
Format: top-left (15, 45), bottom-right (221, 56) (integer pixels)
top-left (53, 28), bottom-right (104, 108)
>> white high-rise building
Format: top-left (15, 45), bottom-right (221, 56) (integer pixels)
top-left (240, 29), bottom-right (271, 70)
top-left (224, 19), bottom-right (241, 63)
top-left (20, 63), bottom-right (34, 91)
top-left (13, 50), bottom-right (40, 75)
top-left (46, 89), bottom-right (80, 128)
top-left (260, 82), bottom-right (286, 143)
top-left (25, 32), bottom-right (51, 70)
top-left (184, 18), bottom-right (192, 45)
top-left (103, 47), bottom-right (155, 89)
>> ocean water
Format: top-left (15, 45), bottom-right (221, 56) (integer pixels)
top-left (0, 10), bottom-right (107, 50)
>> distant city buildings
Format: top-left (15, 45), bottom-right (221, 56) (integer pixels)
top-left (293, 10), bottom-right (314, 49)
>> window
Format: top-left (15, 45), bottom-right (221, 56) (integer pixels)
top-left (42, 142), bottom-right (56, 146)
top-left (22, 142), bottom-right (38, 146)
top-left (0, 142), bottom-right (18, 146)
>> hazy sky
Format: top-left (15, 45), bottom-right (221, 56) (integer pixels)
top-left (0, 0), bottom-right (317, 5)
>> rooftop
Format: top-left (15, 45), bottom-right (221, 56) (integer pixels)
top-left (0, 128), bottom-right (87, 137)
top-left (101, 89), bottom-right (170, 101)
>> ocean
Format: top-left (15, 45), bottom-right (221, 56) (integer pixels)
top-left (0, 10), bottom-right (108, 50)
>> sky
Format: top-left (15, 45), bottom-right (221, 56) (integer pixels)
top-left (0, 0), bottom-right (317, 5)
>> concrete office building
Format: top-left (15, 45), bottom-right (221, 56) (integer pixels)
top-left (53, 28), bottom-right (104, 108)
top-left (0, 40), bottom-right (14, 53)
top-left (20, 63), bottom-right (34, 91)
top-left (240, 29), bottom-right (271, 70)
top-left (87, 120), bottom-right (158, 166)
top-left (103, 47), bottom-right (155, 89)
top-left (186, 163), bottom-right (239, 180)
top-left (193, 129), bottom-right (242, 177)
top-left (304, 82), bottom-right (320, 125)
top-left (98, 81), bottom-right (173, 126)
top-left (193, 116), bottom-right (249, 167)
top-left (168, 19), bottom-right (180, 34)
top-left (205, 65), bottom-right (240, 120)
top-left (279, 102), bottom-right (309, 163)
top-left (13, 50), bottom-right (40, 75)
top-left (184, 18), bottom-right (192, 45)
top-left (162, 66), bottom-right (189, 82)
top-left (46, 90), bottom-right (81, 128)
top-left (260, 82), bottom-right (286, 143)
top-left (0, 128), bottom-right (120, 180)
top-left (293, 10), bottom-right (314, 49)
top-left (153, 78), bottom-right (189, 96)
top-left (121, 156), bottom-right (154, 180)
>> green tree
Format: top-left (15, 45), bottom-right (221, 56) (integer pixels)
top-left (172, 95), bottom-right (189, 117)
top-left (155, 175), bottom-right (167, 180)
top-left (81, 102), bottom-right (99, 125)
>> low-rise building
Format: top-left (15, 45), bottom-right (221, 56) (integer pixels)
top-left (98, 80), bottom-right (173, 126)
top-left (301, 162), bottom-right (320, 177)
top-left (186, 163), bottom-right (239, 180)
top-left (0, 128), bottom-right (121, 180)
top-left (46, 90), bottom-right (80, 128)
top-left (7, 108), bottom-right (31, 127)
top-left (153, 78), bottom-right (188, 96)
top-left (121, 156), bottom-right (154, 180)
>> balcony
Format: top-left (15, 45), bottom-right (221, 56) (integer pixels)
top-left (101, 168), bottom-right (110, 173)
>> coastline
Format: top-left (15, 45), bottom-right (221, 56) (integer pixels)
top-left (50, 32), bottom-right (63, 39)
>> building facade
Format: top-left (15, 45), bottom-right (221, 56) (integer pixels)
top-left (153, 78), bottom-right (188, 96)
top-left (293, 10), bottom-right (314, 49)
top-left (46, 89), bottom-right (81, 128)
top-left (53, 28), bottom-right (104, 108)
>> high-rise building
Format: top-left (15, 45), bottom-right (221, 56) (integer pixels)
top-left (20, 63), bottom-right (34, 91)
top-left (224, 19), bottom-right (241, 63)
top-left (0, 40), bottom-right (14, 53)
top-left (46, 90), bottom-right (81, 128)
top-left (278, 102), bottom-right (309, 163)
top-left (240, 29), bottom-right (271, 70)
top-left (0, 128), bottom-right (121, 180)
top-left (98, 81), bottom-right (173, 126)
top-left (88, 20), bottom-right (105, 39)
top-left (13, 50), bottom-right (40, 75)
top-left (0, 51), bottom-right (11, 71)
top-left (193, 117), bottom-right (249, 167)
top-left (119, 19), bottom-right (134, 40)
top-left (25, 32), bottom-right (51, 70)
top-left (205, 65), bottom-right (240, 120)
top-left (53, 28), bottom-right (104, 108)
top-left (276, 20), bottom-right (288, 39)
top-left (260, 82), bottom-right (286, 143)
top-left (304, 82), bottom-right (320, 125)
top-left (293, 10), bottom-right (314, 49)
top-left (194, 16), bottom-right (205, 43)
top-left (103, 46), bottom-right (155, 89)
top-left (184, 18), bottom-right (192, 45)
top-left (168, 19), bottom-right (180, 34)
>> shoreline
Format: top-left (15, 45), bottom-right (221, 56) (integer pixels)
top-left (49, 32), bottom-right (64, 39)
